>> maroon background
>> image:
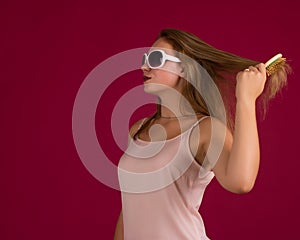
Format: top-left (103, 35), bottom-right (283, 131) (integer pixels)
top-left (2, 0), bottom-right (299, 239)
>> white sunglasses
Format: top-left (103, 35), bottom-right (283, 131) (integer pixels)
top-left (142, 49), bottom-right (181, 69)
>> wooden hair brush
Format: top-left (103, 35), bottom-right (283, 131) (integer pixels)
top-left (265, 53), bottom-right (286, 76)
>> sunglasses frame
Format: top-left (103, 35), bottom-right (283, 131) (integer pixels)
top-left (142, 49), bottom-right (181, 69)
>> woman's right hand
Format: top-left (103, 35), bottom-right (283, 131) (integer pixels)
top-left (235, 63), bottom-right (267, 104)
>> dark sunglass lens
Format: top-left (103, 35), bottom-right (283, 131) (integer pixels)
top-left (142, 55), bottom-right (146, 65)
top-left (149, 51), bottom-right (163, 68)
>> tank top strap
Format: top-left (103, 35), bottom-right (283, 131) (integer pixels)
top-left (138, 117), bottom-right (148, 130)
top-left (134, 117), bottom-right (148, 135)
top-left (181, 115), bottom-right (210, 140)
top-left (190, 115), bottom-right (210, 129)
top-left (186, 115), bottom-right (214, 177)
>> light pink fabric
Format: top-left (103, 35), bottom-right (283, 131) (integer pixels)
top-left (118, 117), bottom-right (215, 240)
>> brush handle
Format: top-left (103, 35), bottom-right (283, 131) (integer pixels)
top-left (265, 53), bottom-right (282, 68)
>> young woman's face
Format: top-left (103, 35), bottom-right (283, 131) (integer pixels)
top-left (141, 38), bottom-right (184, 95)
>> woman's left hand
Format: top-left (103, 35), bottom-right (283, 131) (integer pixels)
top-left (236, 63), bottom-right (267, 103)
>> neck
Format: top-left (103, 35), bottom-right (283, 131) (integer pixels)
top-left (158, 92), bottom-right (193, 118)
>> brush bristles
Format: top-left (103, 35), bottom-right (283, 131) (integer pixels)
top-left (266, 58), bottom-right (286, 76)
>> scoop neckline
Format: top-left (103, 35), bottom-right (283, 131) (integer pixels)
top-left (136, 128), bottom-right (191, 143)
top-left (135, 116), bottom-right (209, 143)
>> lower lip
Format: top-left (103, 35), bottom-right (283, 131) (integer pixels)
top-left (144, 78), bottom-right (151, 82)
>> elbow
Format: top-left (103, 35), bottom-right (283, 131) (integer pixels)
top-left (235, 186), bottom-right (253, 194)
top-left (223, 180), bottom-right (255, 194)
top-left (235, 181), bottom-right (255, 194)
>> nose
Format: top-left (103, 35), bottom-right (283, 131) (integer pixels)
top-left (141, 61), bottom-right (151, 72)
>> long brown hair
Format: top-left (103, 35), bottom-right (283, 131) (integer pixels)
top-left (134, 28), bottom-right (291, 138)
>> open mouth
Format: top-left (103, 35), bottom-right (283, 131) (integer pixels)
top-left (143, 76), bottom-right (151, 81)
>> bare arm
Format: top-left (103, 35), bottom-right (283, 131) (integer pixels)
top-left (214, 98), bottom-right (259, 193)
top-left (200, 63), bottom-right (267, 194)
top-left (114, 210), bottom-right (124, 240)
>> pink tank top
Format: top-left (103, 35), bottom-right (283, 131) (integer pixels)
top-left (118, 116), bottom-right (215, 240)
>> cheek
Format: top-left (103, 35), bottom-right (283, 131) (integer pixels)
top-left (157, 71), bottom-right (180, 87)
top-left (161, 61), bottom-right (182, 76)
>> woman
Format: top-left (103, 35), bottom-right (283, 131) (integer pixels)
top-left (114, 29), bottom-right (290, 240)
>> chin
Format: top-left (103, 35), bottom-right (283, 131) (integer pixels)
top-left (143, 83), bottom-right (167, 95)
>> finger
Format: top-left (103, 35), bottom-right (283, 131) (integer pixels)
top-left (256, 63), bottom-right (266, 73)
top-left (248, 66), bottom-right (258, 72)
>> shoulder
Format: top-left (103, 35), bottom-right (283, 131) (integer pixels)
top-left (192, 116), bottom-right (232, 143)
top-left (128, 117), bottom-right (148, 138)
